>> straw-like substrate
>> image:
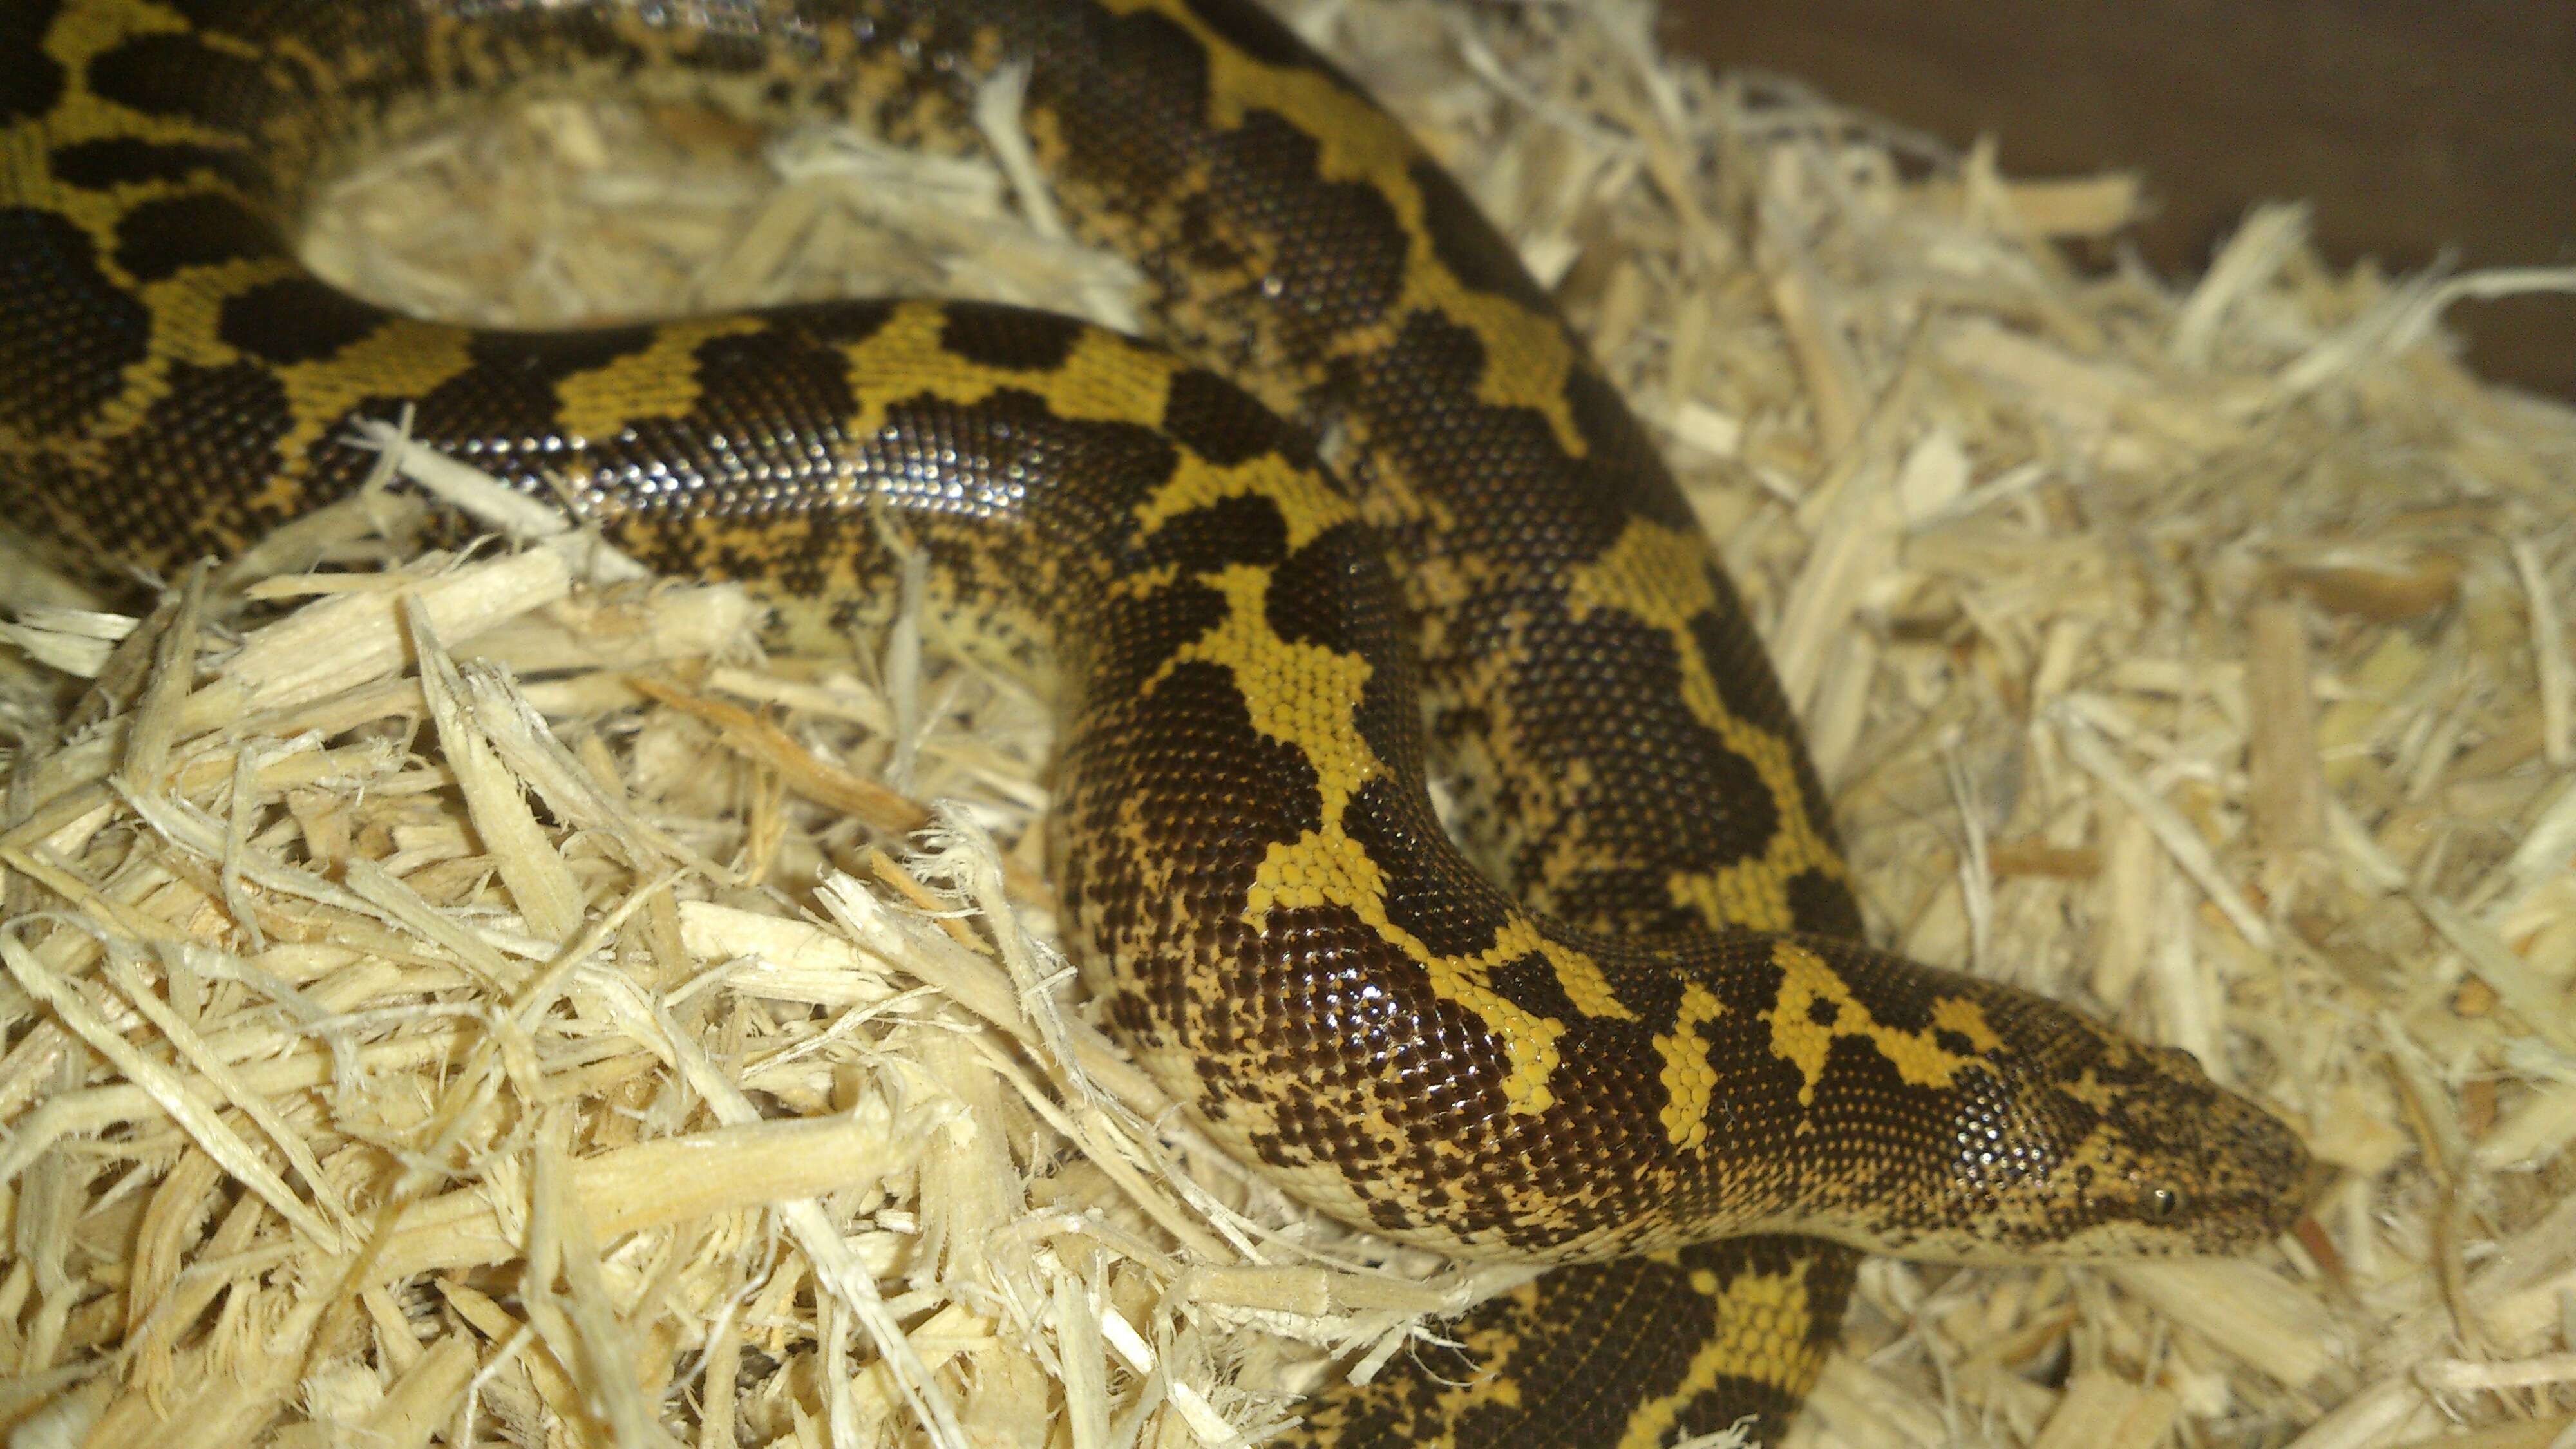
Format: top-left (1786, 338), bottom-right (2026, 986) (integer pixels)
top-left (5, 3), bottom-right (2575, 1445)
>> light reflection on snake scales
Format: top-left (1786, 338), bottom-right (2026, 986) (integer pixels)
top-left (0, 0), bottom-right (2313, 1443)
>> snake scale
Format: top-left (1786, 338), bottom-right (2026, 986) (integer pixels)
top-left (2, 0), bottom-right (2312, 1442)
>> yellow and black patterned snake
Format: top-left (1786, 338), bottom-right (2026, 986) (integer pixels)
top-left (2, 0), bottom-right (2312, 1441)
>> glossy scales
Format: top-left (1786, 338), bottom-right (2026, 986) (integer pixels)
top-left (1, 1), bottom-right (2312, 1443)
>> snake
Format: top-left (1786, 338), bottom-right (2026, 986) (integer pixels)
top-left (1, 0), bottom-right (2314, 1443)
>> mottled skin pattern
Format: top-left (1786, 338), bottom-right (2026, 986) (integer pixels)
top-left (0, 0), bottom-right (2313, 1443)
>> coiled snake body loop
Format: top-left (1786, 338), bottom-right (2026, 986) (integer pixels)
top-left (1, 0), bottom-right (2309, 1442)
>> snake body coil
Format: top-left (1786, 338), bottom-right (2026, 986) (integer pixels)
top-left (2, 1), bottom-right (2310, 1442)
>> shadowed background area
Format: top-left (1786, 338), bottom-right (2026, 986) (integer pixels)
top-left (1665, 0), bottom-right (2576, 400)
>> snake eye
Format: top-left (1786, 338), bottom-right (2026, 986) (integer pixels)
top-left (2143, 1186), bottom-right (2184, 1220)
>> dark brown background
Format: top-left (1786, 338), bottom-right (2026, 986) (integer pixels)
top-left (1663, 1), bottom-right (2575, 399)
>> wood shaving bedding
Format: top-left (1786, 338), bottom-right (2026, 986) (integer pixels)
top-left (5, 2), bottom-right (2574, 1444)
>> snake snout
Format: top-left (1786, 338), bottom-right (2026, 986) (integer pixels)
top-left (1817, 971), bottom-right (2316, 1264)
top-left (2012, 1028), bottom-right (2315, 1260)
top-left (2164, 1066), bottom-right (2316, 1249)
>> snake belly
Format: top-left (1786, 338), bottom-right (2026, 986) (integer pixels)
top-left (1, 1), bottom-right (2313, 1444)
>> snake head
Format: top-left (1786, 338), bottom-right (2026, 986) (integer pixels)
top-left (1908, 983), bottom-right (2315, 1262)
top-left (1770, 940), bottom-right (2315, 1264)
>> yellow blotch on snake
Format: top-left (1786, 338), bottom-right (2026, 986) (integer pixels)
top-left (1611, 1258), bottom-right (1826, 1449)
top-left (1175, 564), bottom-right (1637, 1113)
top-left (1131, 451), bottom-right (1350, 553)
top-left (1761, 941), bottom-right (2005, 1108)
top-left (1652, 981), bottom-right (1727, 1151)
top-left (1564, 517), bottom-right (1850, 931)
top-left (1114, 0), bottom-right (1589, 462)
top-left (554, 316), bottom-right (767, 440)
